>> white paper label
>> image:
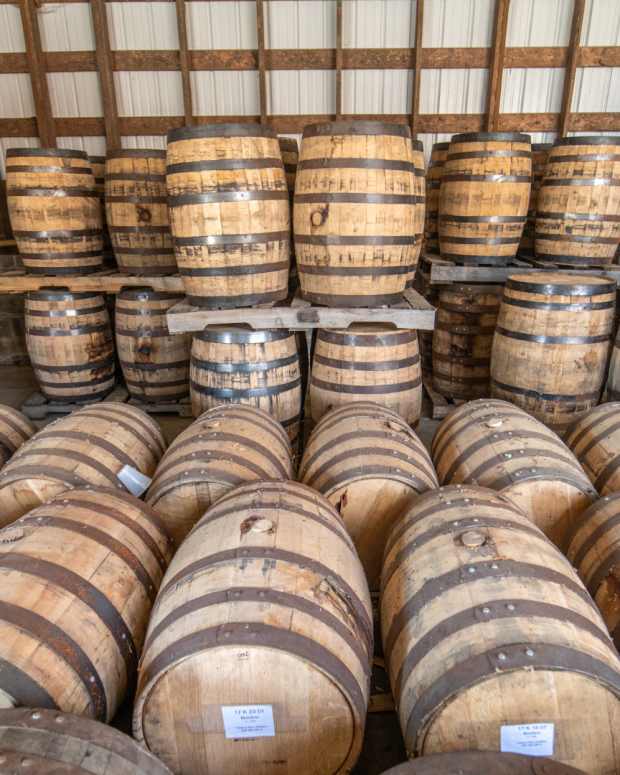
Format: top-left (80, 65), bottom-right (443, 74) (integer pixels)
top-left (221, 705), bottom-right (275, 739)
top-left (501, 723), bottom-right (554, 757)
top-left (117, 464), bottom-right (152, 497)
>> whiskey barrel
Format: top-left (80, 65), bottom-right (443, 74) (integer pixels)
top-left (431, 398), bottom-right (597, 549)
top-left (518, 142), bottom-right (551, 256)
top-left (300, 402), bottom-right (438, 588)
top-left (413, 253), bottom-right (438, 379)
top-left (0, 404), bottom-right (35, 469)
top-left (105, 150), bottom-right (176, 275)
top-left (564, 402), bottom-right (620, 494)
top-left (166, 123), bottom-right (289, 308)
top-left (381, 484), bottom-right (620, 773)
top-left (381, 753), bottom-right (585, 775)
top-left (6, 148), bottom-right (102, 275)
top-left (279, 136), bottom-right (298, 197)
top-left (310, 326), bottom-right (422, 425)
top-left (0, 708), bottom-right (172, 774)
top-left (134, 480), bottom-right (372, 775)
top-left (115, 288), bottom-right (190, 403)
top-left (0, 402), bottom-right (166, 523)
top-left (432, 284), bottom-right (502, 399)
top-left (405, 140), bottom-right (426, 288)
top-left (189, 326), bottom-right (303, 444)
top-left (423, 141), bottom-right (449, 254)
top-left (535, 136), bottom-right (620, 268)
top-left (490, 272), bottom-right (615, 430)
top-left (439, 132), bottom-right (531, 265)
top-left (146, 404), bottom-right (293, 546)
top-left (89, 154), bottom-right (112, 254)
top-left (0, 488), bottom-right (171, 720)
top-left (295, 121), bottom-right (421, 306)
top-left (25, 290), bottom-right (115, 403)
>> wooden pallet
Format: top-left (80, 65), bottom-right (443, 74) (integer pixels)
top-left (0, 269), bottom-right (184, 294)
top-left (128, 396), bottom-right (193, 418)
top-left (423, 378), bottom-right (466, 420)
top-left (21, 385), bottom-right (129, 421)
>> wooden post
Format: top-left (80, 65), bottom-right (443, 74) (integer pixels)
top-left (176, 0), bottom-right (193, 125)
top-left (19, 0), bottom-right (55, 147)
top-left (255, 0), bottom-right (267, 124)
top-left (90, 0), bottom-right (121, 150)
top-left (410, 0), bottom-right (424, 136)
top-left (485, 0), bottom-right (510, 132)
top-left (335, 0), bottom-right (343, 119)
top-left (559, 0), bottom-right (586, 137)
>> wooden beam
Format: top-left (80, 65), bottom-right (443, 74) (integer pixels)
top-left (255, 0), bottom-right (267, 123)
top-left (559, 0), bottom-right (586, 138)
top-left (335, 0), bottom-right (343, 119)
top-left (410, 0), bottom-right (424, 136)
top-left (19, 0), bottom-right (55, 146)
top-left (90, 0), bottom-right (120, 149)
top-left (175, 0), bottom-right (193, 124)
top-left (485, 0), bottom-right (510, 131)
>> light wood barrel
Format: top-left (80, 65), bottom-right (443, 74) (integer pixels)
top-left (381, 752), bottom-right (585, 775)
top-left (189, 326), bottom-right (303, 444)
top-left (0, 708), bottom-right (172, 774)
top-left (0, 293), bottom-right (28, 366)
top-left (89, 154), bottom-right (111, 252)
top-left (490, 272), bottom-right (615, 430)
top-left (25, 290), bottom-right (115, 403)
top-left (0, 404), bottom-right (35, 469)
top-left (423, 141), bottom-right (449, 255)
top-left (300, 402), bottom-right (438, 588)
top-left (115, 288), bottom-right (190, 403)
top-left (439, 132), bottom-right (531, 265)
top-left (295, 121), bottom-right (420, 306)
top-left (564, 402), bottom-right (620, 494)
top-left (310, 326), bottom-right (422, 425)
top-left (134, 480), bottom-right (372, 775)
top-left (0, 488), bottom-right (171, 721)
top-left (105, 150), bottom-right (176, 275)
top-left (518, 142), bottom-right (551, 256)
top-left (535, 136), bottom-right (620, 268)
top-left (0, 402), bottom-right (166, 523)
top-left (431, 398), bottom-right (597, 549)
top-left (432, 284), bottom-right (502, 399)
top-left (381, 484), bottom-right (620, 773)
top-left (167, 123), bottom-right (289, 308)
top-left (6, 148), bottom-right (102, 275)
top-left (146, 404), bottom-right (293, 546)
top-left (405, 141), bottom-right (426, 288)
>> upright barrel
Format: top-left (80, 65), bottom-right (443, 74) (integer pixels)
top-left (89, 154), bottom-right (111, 254)
top-left (490, 273), bottom-right (615, 430)
top-left (423, 141), bottom-right (449, 254)
top-left (439, 132), bottom-right (531, 265)
top-left (310, 326), bottom-right (422, 425)
top-left (6, 148), bottom-right (102, 275)
top-left (0, 404), bottom-right (35, 469)
top-left (432, 284), bottom-right (502, 399)
top-left (535, 136), bottom-right (620, 268)
top-left (166, 123), bottom-right (289, 308)
top-left (25, 290), bottom-right (115, 403)
top-left (134, 480), bottom-right (372, 775)
top-left (519, 142), bottom-right (551, 256)
top-left (279, 136), bottom-right (298, 198)
top-left (105, 150), bottom-right (176, 275)
top-left (406, 140), bottom-right (426, 287)
top-left (115, 288), bottom-right (190, 403)
top-left (381, 485), bottom-right (620, 773)
top-left (564, 402), bottom-right (620, 494)
top-left (295, 121), bottom-right (420, 306)
top-left (381, 753), bottom-right (585, 775)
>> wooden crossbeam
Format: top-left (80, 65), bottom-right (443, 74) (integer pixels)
top-left (335, 0), bottom-right (343, 119)
top-left (175, 0), bottom-right (193, 124)
top-left (90, 0), bottom-right (121, 149)
top-left (559, 0), bottom-right (586, 138)
top-left (255, 0), bottom-right (267, 124)
top-left (485, 0), bottom-right (510, 131)
top-left (19, 0), bottom-right (55, 146)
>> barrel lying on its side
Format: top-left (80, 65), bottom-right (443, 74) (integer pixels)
top-left (0, 404), bottom-right (36, 469)
top-left (381, 752), bottom-right (585, 775)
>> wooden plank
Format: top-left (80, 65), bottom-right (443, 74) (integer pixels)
top-left (90, 0), bottom-right (121, 149)
top-left (410, 0), bottom-right (424, 136)
top-left (485, 0), bottom-right (510, 132)
top-left (0, 272), bottom-right (185, 293)
top-left (335, 0), bottom-right (343, 119)
top-left (19, 0), bottom-right (55, 146)
top-left (559, 0), bottom-right (586, 138)
top-left (255, 0), bottom-right (267, 123)
top-left (175, 0), bottom-right (193, 124)
top-left (429, 263), bottom-right (620, 285)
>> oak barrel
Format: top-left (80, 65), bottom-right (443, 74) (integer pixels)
top-left (6, 148), bottom-right (102, 275)
top-left (25, 290), bottom-right (115, 403)
top-left (89, 154), bottom-right (111, 254)
top-left (406, 140), bottom-right (426, 287)
top-left (381, 752), bottom-right (585, 775)
top-left (0, 708), bottom-right (172, 774)
top-left (413, 253), bottom-right (438, 379)
top-left (189, 326), bottom-right (303, 444)
top-left (300, 402), bottom-right (438, 588)
top-left (423, 141), bottom-right (449, 254)
top-left (490, 272), bottom-right (615, 430)
top-left (431, 398), bottom-right (597, 549)
top-left (134, 480), bottom-right (372, 775)
top-left (279, 136), bottom-right (298, 198)
top-left (294, 121), bottom-right (421, 306)
top-left (0, 488), bottom-right (171, 720)
top-left (439, 132), bottom-right (531, 265)
top-left (115, 288), bottom-right (190, 403)
top-left (166, 123), bottom-right (289, 308)
top-left (0, 404), bottom-right (35, 469)
top-left (535, 136), bottom-right (620, 268)
top-left (432, 283), bottom-right (502, 399)
top-left (381, 484), bottom-right (620, 773)
top-left (105, 150), bottom-right (176, 275)
top-left (0, 402), bottom-right (166, 523)
top-left (310, 326), bottom-right (422, 425)
top-left (519, 142), bottom-right (551, 256)
top-left (146, 404), bottom-right (293, 546)
top-left (564, 402), bottom-right (620, 494)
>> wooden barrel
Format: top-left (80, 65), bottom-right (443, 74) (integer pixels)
top-left (535, 136), bottom-right (620, 268)
top-left (0, 487), bottom-right (171, 720)
top-left (146, 404), bottom-right (293, 546)
top-left (413, 253), bottom-right (438, 379)
top-left (189, 326), bottom-right (303, 444)
top-left (310, 326), bottom-right (422, 425)
top-left (0, 294), bottom-right (28, 366)
top-left (606, 317), bottom-right (620, 400)
top-left (0, 404), bottom-right (35, 469)
top-left (299, 402), bottom-right (438, 588)
top-left (279, 136), bottom-right (298, 197)
top-left (166, 123), bottom-right (289, 308)
top-left (0, 402), bottom-right (166, 523)
top-left (518, 142), bottom-right (551, 256)
top-left (0, 708), bottom-right (172, 774)
top-left (423, 141), bottom-right (449, 254)
top-left (490, 273), bottom-right (615, 430)
top-left (25, 290), bottom-right (116, 403)
top-left (404, 140), bottom-right (426, 288)
top-left (134, 480), bottom-right (372, 775)
top-left (381, 752), bottom-right (585, 775)
top-left (431, 398), bottom-right (597, 549)
top-left (105, 150), bottom-right (176, 275)
top-left (295, 121), bottom-right (420, 306)
top-left (439, 132), bottom-right (532, 266)
top-left (564, 402), bottom-right (620, 494)
top-left (115, 288), bottom-right (190, 403)
top-left (432, 283), bottom-right (502, 399)
top-left (381, 484), bottom-right (620, 772)
top-left (6, 148), bottom-right (102, 275)
top-left (89, 154), bottom-right (112, 253)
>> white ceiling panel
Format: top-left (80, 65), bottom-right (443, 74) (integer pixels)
top-left (187, 1), bottom-right (256, 49)
top-left (39, 3), bottom-right (95, 51)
